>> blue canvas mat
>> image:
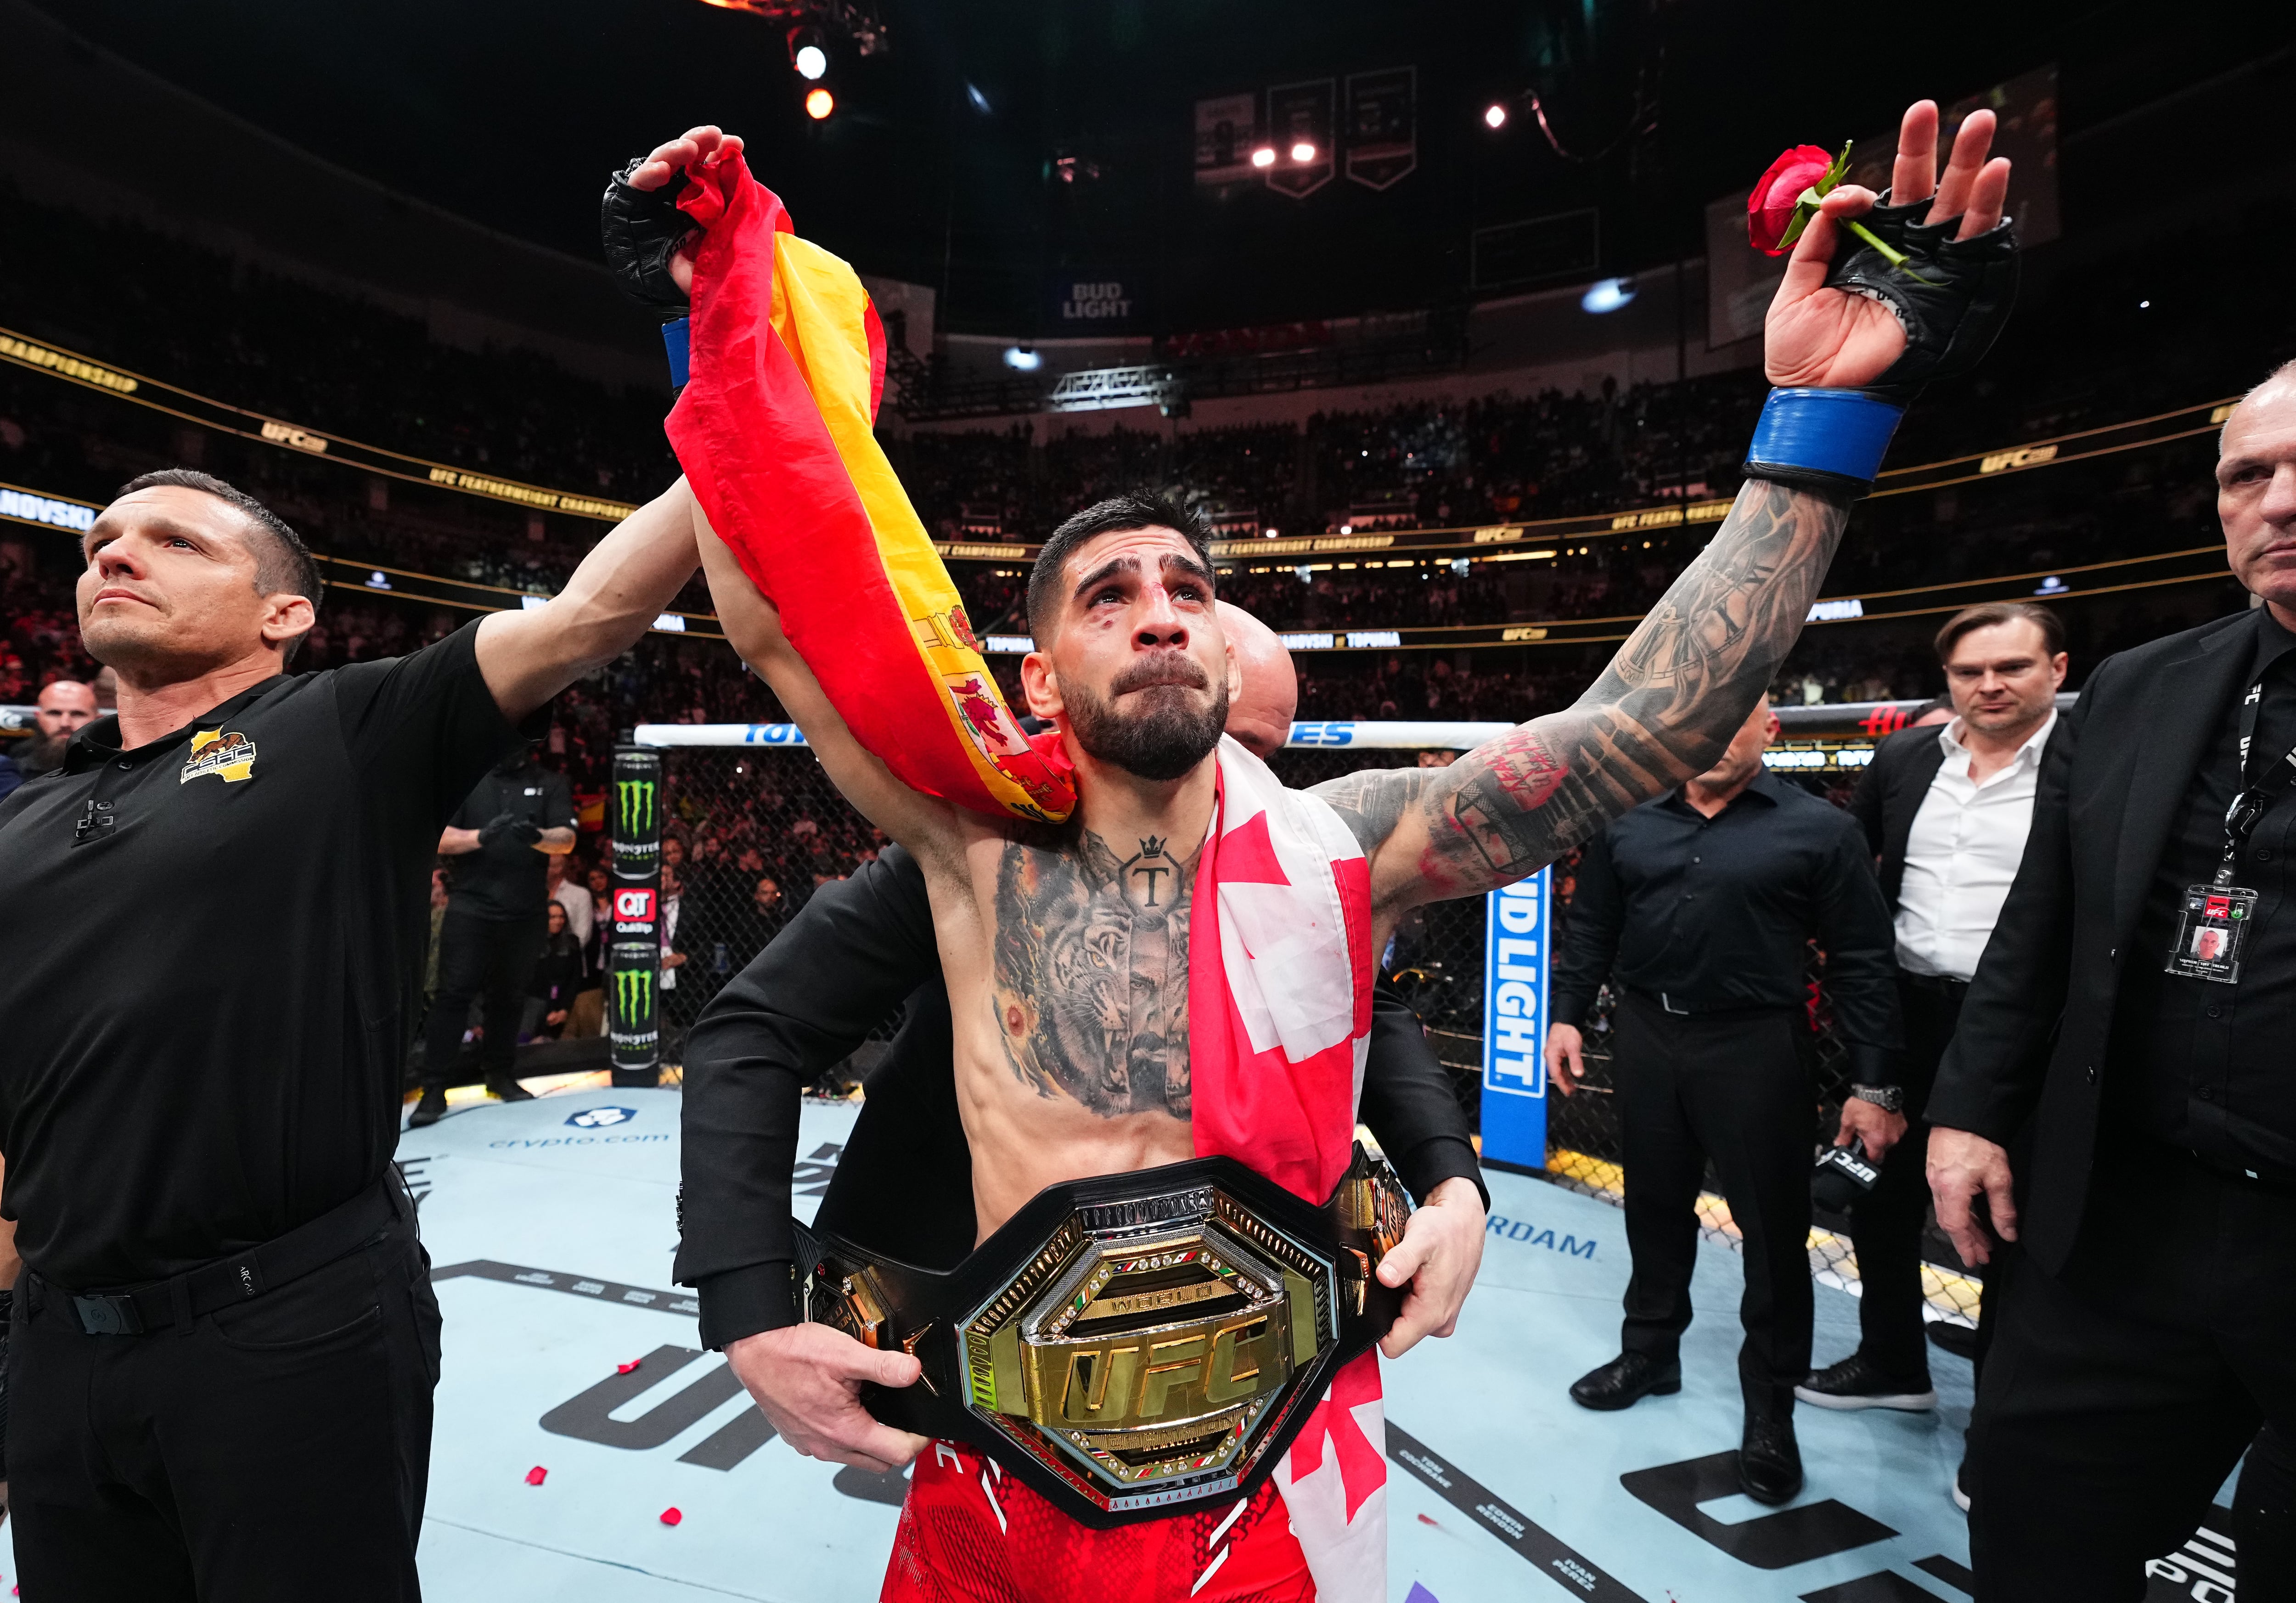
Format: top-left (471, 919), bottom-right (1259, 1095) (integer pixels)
top-left (0, 1086), bottom-right (2226, 1599)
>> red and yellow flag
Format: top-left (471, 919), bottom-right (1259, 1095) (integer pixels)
top-left (665, 157), bottom-right (1074, 824)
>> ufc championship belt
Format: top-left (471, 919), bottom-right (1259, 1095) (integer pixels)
top-left (791, 1145), bottom-right (1411, 1527)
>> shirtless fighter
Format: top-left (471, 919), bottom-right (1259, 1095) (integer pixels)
top-left (630, 101), bottom-right (2015, 1603)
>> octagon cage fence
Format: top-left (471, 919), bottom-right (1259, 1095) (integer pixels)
top-left (635, 718), bottom-right (1982, 1333)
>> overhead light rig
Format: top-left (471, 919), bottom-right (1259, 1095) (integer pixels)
top-left (691, 0), bottom-right (887, 117)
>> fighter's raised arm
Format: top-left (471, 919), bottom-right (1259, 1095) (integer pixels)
top-left (1315, 99), bottom-right (2015, 915)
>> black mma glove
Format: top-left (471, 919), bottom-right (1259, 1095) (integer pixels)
top-left (476, 811), bottom-right (521, 849)
top-left (602, 157), bottom-right (696, 391)
top-left (1743, 193), bottom-right (2019, 499)
top-left (510, 819), bottom-right (546, 847)
top-left (1821, 189), bottom-right (2019, 406)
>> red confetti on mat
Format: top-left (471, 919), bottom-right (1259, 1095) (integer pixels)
top-left (659, 1507), bottom-right (683, 1526)
top-left (618, 1358), bottom-right (643, 1373)
top-left (525, 1466), bottom-right (548, 1486)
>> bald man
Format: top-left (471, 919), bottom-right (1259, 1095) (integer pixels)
top-left (17, 681), bottom-right (97, 780)
top-left (1926, 359), bottom-right (2296, 1593)
top-left (1215, 599), bottom-right (1297, 759)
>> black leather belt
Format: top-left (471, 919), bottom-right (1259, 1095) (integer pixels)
top-left (1625, 986), bottom-right (1798, 1021)
top-left (33, 1171), bottom-right (411, 1337)
top-left (792, 1144), bottom-right (1410, 1528)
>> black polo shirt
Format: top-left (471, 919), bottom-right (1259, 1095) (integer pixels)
top-left (2106, 607), bottom-right (2296, 1178)
top-left (1550, 771), bottom-right (1902, 1083)
top-left (444, 759), bottom-right (577, 920)
top-left (0, 621), bottom-right (521, 1290)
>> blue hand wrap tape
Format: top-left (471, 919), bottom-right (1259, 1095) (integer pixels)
top-left (662, 318), bottom-right (691, 390)
top-left (1747, 388), bottom-right (1903, 486)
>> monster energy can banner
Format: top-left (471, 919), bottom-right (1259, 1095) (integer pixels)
top-left (608, 747), bottom-right (663, 1086)
top-left (1480, 868), bottom-right (1551, 1170)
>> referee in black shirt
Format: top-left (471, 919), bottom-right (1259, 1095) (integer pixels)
top-left (0, 468), bottom-right (698, 1597)
top-left (1544, 697), bottom-right (1902, 1505)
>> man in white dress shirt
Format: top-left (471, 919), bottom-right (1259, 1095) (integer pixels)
top-left (1806, 602), bottom-right (2066, 1421)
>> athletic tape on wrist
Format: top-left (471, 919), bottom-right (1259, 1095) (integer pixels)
top-left (1742, 387), bottom-right (1904, 495)
top-left (662, 317), bottom-right (692, 391)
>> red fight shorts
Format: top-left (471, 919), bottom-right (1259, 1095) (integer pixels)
top-left (880, 1440), bottom-right (1316, 1603)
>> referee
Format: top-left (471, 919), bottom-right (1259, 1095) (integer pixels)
top-left (0, 469), bottom-right (697, 1596)
top-left (1545, 697), bottom-right (1902, 1504)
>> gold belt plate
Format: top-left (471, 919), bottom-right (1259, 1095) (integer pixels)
top-left (959, 1184), bottom-right (1341, 1510)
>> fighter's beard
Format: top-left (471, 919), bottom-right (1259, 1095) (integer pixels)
top-left (1065, 664), bottom-right (1228, 782)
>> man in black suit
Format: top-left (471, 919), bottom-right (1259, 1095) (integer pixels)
top-left (1927, 365), bottom-right (2296, 1597)
top-left (1804, 604), bottom-right (2064, 1431)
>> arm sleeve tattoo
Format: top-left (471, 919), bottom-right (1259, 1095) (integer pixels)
top-left (1311, 477), bottom-right (1854, 904)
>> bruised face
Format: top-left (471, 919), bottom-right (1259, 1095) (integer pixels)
top-left (77, 487), bottom-right (311, 681)
top-left (1022, 526), bottom-right (1238, 783)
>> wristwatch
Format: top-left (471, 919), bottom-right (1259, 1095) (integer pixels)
top-left (1849, 1084), bottom-right (1905, 1114)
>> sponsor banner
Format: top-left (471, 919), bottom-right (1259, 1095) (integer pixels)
top-left (1046, 271), bottom-right (1145, 332)
top-left (608, 747), bottom-right (663, 1084)
top-left (1345, 67), bottom-right (1416, 190)
top-left (1266, 79), bottom-right (1335, 199)
top-left (0, 481), bottom-right (98, 532)
top-left (0, 321), bottom-right (638, 523)
top-left (312, 555), bottom-right (711, 639)
top-left (1193, 92), bottom-right (1260, 189)
top-left (1481, 871), bottom-right (1551, 1170)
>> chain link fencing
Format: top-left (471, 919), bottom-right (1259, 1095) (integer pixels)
top-left (648, 744), bottom-right (1981, 1327)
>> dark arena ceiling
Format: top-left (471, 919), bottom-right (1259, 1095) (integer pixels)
top-left (32, 0), bottom-right (2293, 336)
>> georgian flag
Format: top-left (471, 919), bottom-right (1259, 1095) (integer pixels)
top-left (1188, 738), bottom-right (1387, 1603)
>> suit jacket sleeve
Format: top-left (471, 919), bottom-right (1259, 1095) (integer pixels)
top-left (1927, 688), bottom-right (2087, 1142)
top-left (1549, 827), bottom-right (1624, 1029)
top-left (1358, 981), bottom-right (1488, 1210)
top-left (675, 846), bottom-right (940, 1348)
top-left (1848, 745), bottom-right (1888, 859)
top-left (1811, 809), bottom-right (1904, 1085)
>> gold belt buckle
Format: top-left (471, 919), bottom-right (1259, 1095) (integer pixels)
top-left (958, 1183), bottom-right (1342, 1515)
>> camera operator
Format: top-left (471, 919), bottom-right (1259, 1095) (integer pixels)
top-left (1804, 606), bottom-right (2064, 1445)
top-left (1928, 363), bottom-right (2296, 1594)
top-left (1547, 697), bottom-right (1902, 1505)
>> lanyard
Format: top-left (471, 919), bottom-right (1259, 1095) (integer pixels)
top-left (2218, 676), bottom-right (2296, 885)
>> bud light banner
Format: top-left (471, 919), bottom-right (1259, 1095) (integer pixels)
top-left (1046, 271), bottom-right (1145, 332)
top-left (1480, 869), bottom-right (1551, 1170)
top-left (608, 747), bottom-right (663, 1086)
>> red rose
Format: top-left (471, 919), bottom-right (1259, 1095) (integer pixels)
top-left (1748, 144), bottom-right (1833, 254)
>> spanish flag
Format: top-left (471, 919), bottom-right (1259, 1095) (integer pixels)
top-left (665, 157), bottom-right (1074, 824)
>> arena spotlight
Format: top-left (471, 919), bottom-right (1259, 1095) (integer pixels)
top-left (786, 23), bottom-right (829, 79)
top-left (1483, 103), bottom-right (1508, 130)
top-left (1002, 346), bottom-right (1041, 371)
top-left (1581, 276), bottom-right (1638, 314)
top-left (1289, 140), bottom-right (1317, 163)
top-left (804, 86), bottom-right (835, 120)
top-left (966, 82), bottom-right (992, 114)
top-left (1251, 145), bottom-right (1277, 169)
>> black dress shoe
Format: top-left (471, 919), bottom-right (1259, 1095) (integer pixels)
top-left (1739, 1409), bottom-right (1803, 1505)
top-left (1795, 1352), bottom-right (1937, 1412)
top-left (1569, 1352), bottom-right (1682, 1412)
top-left (487, 1074), bottom-right (535, 1103)
top-left (407, 1086), bottom-right (448, 1128)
